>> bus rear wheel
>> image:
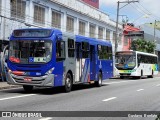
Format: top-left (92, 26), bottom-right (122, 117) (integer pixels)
top-left (120, 76), bottom-right (124, 79)
top-left (95, 73), bottom-right (102, 87)
top-left (148, 70), bottom-right (153, 78)
top-left (64, 73), bottom-right (73, 92)
top-left (23, 85), bottom-right (33, 92)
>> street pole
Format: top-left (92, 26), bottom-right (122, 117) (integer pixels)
top-left (115, 1), bottom-right (120, 54)
top-left (154, 20), bottom-right (156, 42)
top-left (114, 0), bottom-right (139, 54)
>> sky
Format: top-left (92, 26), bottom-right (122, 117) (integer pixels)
top-left (99, 0), bottom-right (160, 25)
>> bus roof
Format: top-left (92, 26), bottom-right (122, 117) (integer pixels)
top-left (76, 35), bottom-right (112, 47)
top-left (10, 28), bottom-right (112, 47)
top-left (116, 50), bottom-right (157, 57)
top-left (11, 28), bottom-right (62, 38)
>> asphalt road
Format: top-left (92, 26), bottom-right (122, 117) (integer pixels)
top-left (0, 77), bottom-right (160, 120)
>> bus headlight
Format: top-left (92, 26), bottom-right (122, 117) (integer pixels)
top-left (45, 67), bottom-right (55, 75)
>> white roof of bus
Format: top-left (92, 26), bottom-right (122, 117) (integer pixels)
top-left (117, 51), bottom-right (157, 57)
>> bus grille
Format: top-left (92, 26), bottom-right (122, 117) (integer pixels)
top-left (12, 76), bottom-right (45, 84)
top-left (120, 73), bottom-right (131, 76)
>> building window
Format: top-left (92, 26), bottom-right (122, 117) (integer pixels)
top-left (34, 5), bottom-right (45, 24)
top-left (66, 16), bottom-right (74, 32)
top-left (106, 29), bottom-right (110, 40)
top-left (79, 21), bottom-right (85, 35)
top-left (98, 27), bottom-right (103, 39)
top-left (89, 24), bottom-right (95, 38)
top-left (10, 0), bottom-right (26, 20)
top-left (52, 11), bottom-right (61, 29)
top-left (113, 32), bottom-right (116, 43)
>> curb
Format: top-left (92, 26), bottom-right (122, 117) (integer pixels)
top-left (0, 84), bottom-right (21, 90)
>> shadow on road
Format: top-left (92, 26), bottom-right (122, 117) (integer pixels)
top-left (2, 83), bottom-right (108, 95)
top-left (112, 76), bottom-right (148, 81)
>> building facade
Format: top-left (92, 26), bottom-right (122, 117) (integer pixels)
top-left (0, 0), bottom-right (123, 52)
top-left (122, 24), bottom-right (143, 51)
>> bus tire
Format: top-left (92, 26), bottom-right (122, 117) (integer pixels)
top-left (148, 70), bottom-right (153, 78)
top-left (95, 72), bottom-right (102, 87)
top-left (23, 85), bottom-right (33, 92)
top-left (138, 70), bottom-right (143, 79)
top-left (64, 73), bottom-right (72, 92)
top-left (120, 76), bottom-right (124, 79)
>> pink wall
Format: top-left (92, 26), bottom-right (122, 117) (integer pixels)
top-left (81, 0), bottom-right (99, 9)
top-left (122, 25), bottom-right (141, 51)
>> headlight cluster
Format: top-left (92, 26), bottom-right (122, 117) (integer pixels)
top-left (45, 67), bottom-right (55, 75)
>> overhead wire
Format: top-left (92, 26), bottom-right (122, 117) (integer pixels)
top-left (136, 2), bottom-right (160, 20)
top-left (128, 3), bottom-right (156, 24)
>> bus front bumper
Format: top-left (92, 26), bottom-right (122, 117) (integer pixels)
top-left (6, 72), bottom-right (54, 87)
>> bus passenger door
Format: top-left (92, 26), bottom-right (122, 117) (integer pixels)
top-left (75, 43), bottom-right (81, 82)
top-left (90, 45), bottom-right (96, 80)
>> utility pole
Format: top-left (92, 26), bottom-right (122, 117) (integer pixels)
top-left (154, 20), bottom-right (156, 42)
top-left (115, 0), bottom-right (139, 54)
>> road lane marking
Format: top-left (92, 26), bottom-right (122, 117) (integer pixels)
top-left (156, 84), bottom-right (160, 86)
top-left (137, 89), bottom-right (144, 92)
top-left (102, 97), bottom-right (117, 102)
top-left (103, 81), bottom-right (128, 85)
top-left (0, 94), bottom-right (36, 101)
top-left (39, 117), bottom-right (52, 120)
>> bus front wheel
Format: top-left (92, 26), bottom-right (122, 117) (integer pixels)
top-left (23, 85), bottom-right (33, 92)
top-left (138, 70), bottom-right (143, 79)
top-left (64, 73), bottom-right (73, 92)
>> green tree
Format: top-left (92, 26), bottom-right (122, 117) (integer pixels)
top-left (130, 38), bottom-right (156, 53)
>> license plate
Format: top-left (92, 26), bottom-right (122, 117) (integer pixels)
top-left (24, 77), bottom-right (32, 82)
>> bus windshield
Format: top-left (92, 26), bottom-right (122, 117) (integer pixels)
top-left (115, 52), bottom-right (136, 70)
top-left (9, 40), bottom-right (52, 64)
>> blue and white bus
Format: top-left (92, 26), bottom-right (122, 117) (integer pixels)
top-left (6, 28), bottom-right (113, 92)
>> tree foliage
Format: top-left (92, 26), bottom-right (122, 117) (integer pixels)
top-left (130, 38), bottom-right (156, 53)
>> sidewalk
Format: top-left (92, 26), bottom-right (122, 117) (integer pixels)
top-left (0, 82), bottom-right (20, 90)
top-left (155, 72), bottom-right (160, 77)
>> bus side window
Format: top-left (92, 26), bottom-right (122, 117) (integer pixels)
top-left (108, 47), bottom-right (112, 60)
top-left (56, 41), bottom-right (65, 62)
top-left (97, 45), bottom-right (102, 59)
top-left (68, 39), bottom-right (75, 58)
top-left (137, 54), bottom-right (141, 66)
top-left (82, 42), bottom-right (89, 58)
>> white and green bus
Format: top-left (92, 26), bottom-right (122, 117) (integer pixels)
top-left (115, 51), bottom-right (158, 79)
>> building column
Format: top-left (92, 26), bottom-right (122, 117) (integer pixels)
top-left (74, 17), bottom-right (78, 35)
top-left (63, 12), bottom-right (67, 32)
top-left (46, 7), bottom-right (51, 27)
top-left (104, 28), bottom-right (106, 40)
top-left (95, 25), bottom-right (98, 39)
top-left (86, 22), bottom-right (89, 37)
top-left (29, 0), bottom-right (34, 26)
